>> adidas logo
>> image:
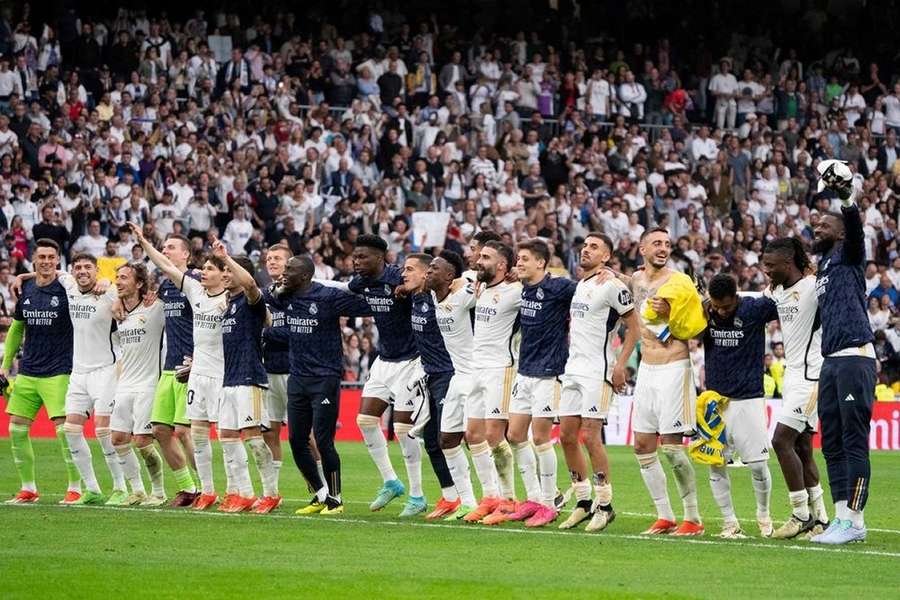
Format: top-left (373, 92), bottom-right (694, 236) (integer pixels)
top-left (491, 408), bottom-right (501, 415)
top-left (244, 416), bottom-right (253, 422)
top-left (762, 448), bottom-right (769, 454)
top-left (321, 398), bottom-right (331, 405)
top-left (844, 394), bottom-right (856, 403)
top-left (672, 420), bottom-right (683, 429)
top-left (23, 299), bottom-right (30, 305)
top-left (588, 406), bottom-right (598, 413)
top-left (794, 407), bottom-right (803, 414)
top-left (541, 405), bottom-right (552, 412)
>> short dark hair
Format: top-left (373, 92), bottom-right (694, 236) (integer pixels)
top-left (640, 227), bottom-right (670, 241)
top-left (117, 261), bottom-right (150, 296)
top-left (35, 238), bottom-right (60, 254)
top-left (165, 233), bottom-right (190, 251)
top-left (203, 254), bottom-right (226, 270)
top-left (708, 273), bottom-right (738, 300)
top-left (71, 252), bottom-right (97, 266)
top-left (355, 234), bottom-right (388, 254)
top-left (473, 230), bottom-right (502, 245)
top-left (517, 239), bottom-right (550, 268)
top-left (484, 240), bottom-right (514, 272)
top-left (231, 255), bottom-right (255, 279)
top-left (406, 253), bottom-right (433, 268)
top-left (439, 250), bottom-right (465, 279)
top-left (585, 231), bottom-right (614, 252)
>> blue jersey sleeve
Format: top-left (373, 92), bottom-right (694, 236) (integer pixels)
top-left (334, 289), bottom-right (373, 318)
top-left (747, 296), bottom-right (779, 324)
top-left (841, 204), bottom-right (865, 266)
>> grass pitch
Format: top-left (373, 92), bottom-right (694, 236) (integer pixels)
top-left (1, 439), bottom-right (898, 599)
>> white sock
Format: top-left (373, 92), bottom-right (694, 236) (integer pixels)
top-left (661, 444), bottom-right (701, 523)
top-left (808, 484), bottom-right (828, 522)
top-left (492, 440), bottom-right (516, 499)
top-left (443, 445), bottom-right (476, 506)
top-left (637, 452), bottom-right (675, 523)
top-left (535, 442), bottom-right (558, 507)
top-left (709, 465), bottom-right (737, 523)
top-left (394, 422), bottom-right (423, 498)
top-left (513, 441), bottom-right (541, 502)
top-left (63, 423), bottom-right (101, 493)
top-left (315, 485), bottom-right (328, 502)
top-left (469, 441), bottom-right (500, 498)
top-left (115, 444), bottom-right (145, 495)
top-left (442, 486), bottom-right (459, 502)
top-left (95, 427), bottom-right (126, 491)
top-left (138, 444), bottom-right (165, 497)
top-left (357, 414), bottom-right (398, 482)
top-left (246, 436), bottom-right (277, 498)
top-left (191, 426), bottom-right (215, 495)
top-left (316, 460), bottom-right (326, 489)
top-left (573, 478), bottom-right (591, 501)
top-left (835, 500), bottom-right (849, 521)
top-left (222, 439), bottom-right (254, 497)
top-left (789, 489), bottom-right (810, 521)
top-left (848, 508), bottom-right (865, 528)
top-left (272, 460), bottom-right (282, 495)
top-left (223, 445), bottom-right (237, 495)
top-left (749, 461), bottom-right (772, 519)
top-left (594, 480), bottom-right (613, 507)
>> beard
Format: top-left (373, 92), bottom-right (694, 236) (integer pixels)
top-left (476, 266), bottom-right (495, 283)
top-left (811, 238), bottom-right (834, 255)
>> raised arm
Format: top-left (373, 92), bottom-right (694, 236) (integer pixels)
top-left (211, 235), bottom-right (262, 304)
top-left (127, 221), bottom-right (186, 284)
top-left (841, 202), bottom-right (865, 266)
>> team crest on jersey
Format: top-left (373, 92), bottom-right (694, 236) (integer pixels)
top-left (384, 284), bottom-right (391, 295)
top-left (821, 258), bottom-right (831, 270)
top-left (138, 315), bottom-right (146, 323)
top-left (50, 296), bottom-right (59, 307)
top-left (230, 303), bottom-right (237, 315)
top-left (420, 302), bottom-right (429, 312)
top-left (492, 293), bottom-right (500, 304)
top-left (734, 317), bottom-right (743, 328)
top-left (790, 291), bottom-right (800, 302)
top-left (618, 289), bottom-right (633, 305)
top-left (536, 288), bottom-right (544, 300)
top-left (309, 302), bottom-right (318, 315)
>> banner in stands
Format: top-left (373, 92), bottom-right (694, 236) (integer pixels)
top-left (2, 390), bottom-right (899, 450)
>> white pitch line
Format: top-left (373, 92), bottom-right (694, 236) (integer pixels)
top-left (4, 503), bottom-right (900, 559)
top-left (9, 491), bottom-right (900, 535)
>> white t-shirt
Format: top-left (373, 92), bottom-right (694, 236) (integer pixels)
top-left (496, 191), bottom-right (524, 230)
top-left (433, 283), bottom-right (477, 375)
top-left (883, 94), bottom-right (900, 128)
top-left (709, 73), bottom-right (739, 99)
top-left (59, 272), bottom-right (117, 373)
top-left (115, 300), bottom-right (165, 392)
top-left (765, 275), bottom-right (822, 379)
top-left (180, 275), bottom-right (227, 379)
top-left (223, 219), bottom-right (253, 254)
top-left (473, 281), bottom-right (522, 368)
top-left (736, 80), bottom-right (764, 113)
top-left (565, 276), bottom-right (634, 379)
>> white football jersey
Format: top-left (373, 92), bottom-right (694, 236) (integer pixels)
top-left (566, 275), bottom-right (634, 380)
top-left (59, 272), bottom-right (117, 374)
top-left (181, 275), bottom-right (227, 379)
top-left (433, 283), bottom-right (477, 375)
top-left (473, 281), bottom-right (522, 368)
top-left (766, 275), bottom-right (823, 379)
top-left (115, 301), bottom-right (165, 393)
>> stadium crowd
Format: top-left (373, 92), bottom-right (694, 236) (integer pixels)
top-left (0, 3), bottom-right (899, 385)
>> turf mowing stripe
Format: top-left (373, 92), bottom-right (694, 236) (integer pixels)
top-left (4, 503), bottom-right (900, 559)
top-left (10, 491), bottom-right (900, 535)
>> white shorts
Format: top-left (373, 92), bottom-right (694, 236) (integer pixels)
top-left (440, 372), bottom-right (475, 433)
top-left (470, 365), bottom-right (516, 420)
top-left (264, 373), bottom-right (288, 424)
top-left (510, 374), bottom-right (561, 418)
top-left (110, 387), bottom-right (155, 436)
top-left (722, 397), bottom-right (770, 463)
top-left (65, 365), bottom-right (117, 417)
top-left (218, 385), bottom-right (266, 431)
top-left (778, 371), bottom-right (819, 433)
top-left (187, 373), bottom-right (223, 422)
top-left (362, 356), bottom-right (422, 412)
top-left (632, 359), bottom-right (696, 435)
top-left (559, 374), bottom-right (614, 420)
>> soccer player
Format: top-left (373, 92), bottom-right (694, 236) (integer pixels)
top-left (630, 228), bottom-right (704, 536)
top-left (426, 250), bottom-right (500, 521)
top-left (350, 235), bottom-right (450, 517)
top-left (810, 165), bottom-right (877, 545)
top-left (151, 234), bottom-right (200, 507)
top-left (261, 244), bottom-right (326, 501)
top-left (131, 223), bottom-right (227, 510)
top-left (276, 255), bottom-right (371, 515)
top-left (3, 239), bottom-right (80, 504)
top-left (558, 233), bottom-right (639, 532)
top-left (464, 240), bottom-right (522, 524)
top-left (400, 253), bottom-right (471, 519)
top-left (464, 230), bottom-right (503, 280)
top-left (211, 240), bottom-right (279, 513)
top-left (483, 239), bottom-right (574, 528)
top-left (109, 262), bottom-right (167, 505)
top-left (761, 239), bottom-right (830, 539)
top-left (704, 274), bottom-right (778, 538)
